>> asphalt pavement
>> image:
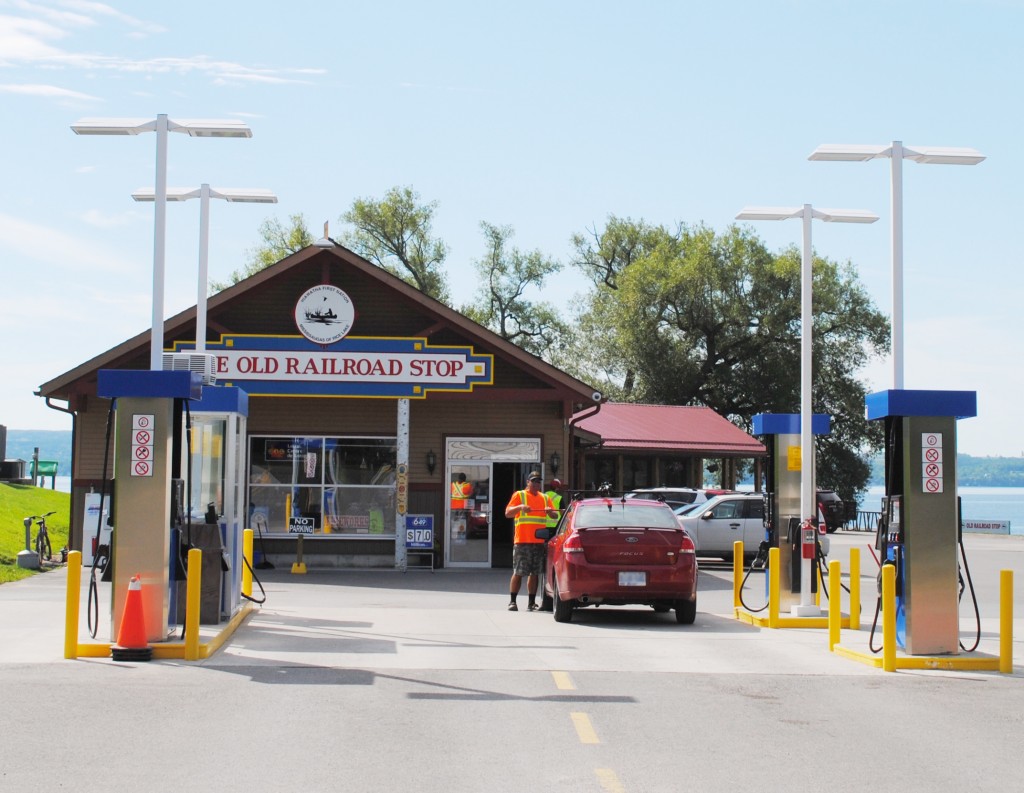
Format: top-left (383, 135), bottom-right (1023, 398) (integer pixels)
top-left (1, 531), bottom-right (1021, 792)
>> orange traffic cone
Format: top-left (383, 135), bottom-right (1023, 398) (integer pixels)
top-left (112, 574), bottom-right (153, 662)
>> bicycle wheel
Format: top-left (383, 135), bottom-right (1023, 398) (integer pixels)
top-left (37, 531), bottom-right (52, 563)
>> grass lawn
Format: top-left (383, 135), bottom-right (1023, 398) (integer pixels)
top-left (0, 483), bottom-right (70, 584)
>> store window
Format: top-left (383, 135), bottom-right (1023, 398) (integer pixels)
top-left (248, 436), bottom-right (397, 537)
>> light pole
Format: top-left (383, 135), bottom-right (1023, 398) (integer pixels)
top-left (736, 205), bottom-right (878, 614)
top-left (131, 186), bottom-right (277, 352)
top-left (72, 115), bottom-right (253, 370)
top-left (808, 142), bottom-right (985, 389)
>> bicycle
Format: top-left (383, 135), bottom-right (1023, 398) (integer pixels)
top-left (24, 512), bottom-right (55, 565)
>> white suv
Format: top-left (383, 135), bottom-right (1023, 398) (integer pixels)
top-left (675, 493), bottom-right (830, 561)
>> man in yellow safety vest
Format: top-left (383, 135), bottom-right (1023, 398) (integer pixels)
top-left (544, 479), bottom-right (564, 529)
top-left (503, 470), bottom-right (557, 611)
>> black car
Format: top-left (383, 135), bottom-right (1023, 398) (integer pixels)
top-left (817, 490), bottom-right (846, 533)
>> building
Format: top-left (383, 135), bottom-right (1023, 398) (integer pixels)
top-left (38, 243), bottom-right (766, 571)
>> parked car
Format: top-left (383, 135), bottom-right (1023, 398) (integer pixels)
top-left (675, 493), bottom-right (829, 561)
top-left (625, 487), bottom-right (733, 511)
top-left (537, 496), bottom-right (698, 624)
top-left (817, 490), bottom-right (846, 533)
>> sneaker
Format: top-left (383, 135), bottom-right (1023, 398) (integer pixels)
top-left (527, 603), bottom-right (539, 611)
top-left (507, 602), bottom-right (518, 611)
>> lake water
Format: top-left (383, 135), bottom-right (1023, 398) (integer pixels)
top-left (46, 478), bottom-right (1024, 534)
top-left (862, 485), bottom-right (1023, 535)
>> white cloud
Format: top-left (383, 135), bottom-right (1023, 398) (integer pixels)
top-left (0, 82), bottom-right (99, 100)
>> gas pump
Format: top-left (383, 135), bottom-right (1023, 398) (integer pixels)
top-left (866, 389), bottom-right (977, 655)
top-left (98, 369), bottom-right (203, 643)
top-left (752, 413), bottom-right (830, 613)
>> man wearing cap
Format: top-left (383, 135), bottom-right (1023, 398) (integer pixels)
top-left (504, 470), bottom-right (558, 611)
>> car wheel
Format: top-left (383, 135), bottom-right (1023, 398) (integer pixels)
top-left (553, 578), bottom-right (574, 623)
top-left (826, 525), bottom-right (839, 534)
top-left (540, 587), bottom-right (553, 612)
top-left (675, 599), bottom-right (696, 625)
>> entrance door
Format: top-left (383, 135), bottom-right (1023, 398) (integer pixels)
top-left (447, 463), bottom-right (492, 566)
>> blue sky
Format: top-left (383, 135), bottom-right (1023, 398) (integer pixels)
top-left (1, 0), bottom-right (1020, 457)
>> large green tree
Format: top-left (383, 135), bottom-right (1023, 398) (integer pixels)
top-left (462, 222), bottom-right (568, 359)
top-left (569, 219), bottom-right (889, 499)
top-left (339, 186), bottom-right (451, 304)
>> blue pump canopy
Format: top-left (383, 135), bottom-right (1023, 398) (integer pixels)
top-left (752, 413), bottom-right (831, 436)
top-left (97, 369), bottom-right (203, 400)
top-left (865, 389), bottom-right (977, 421)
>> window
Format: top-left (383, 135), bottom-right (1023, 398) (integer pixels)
top-left (248, 436), bottom-right (397, 537)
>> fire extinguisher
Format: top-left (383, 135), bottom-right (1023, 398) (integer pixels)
top-left (801, 517), bottom-right (816, 560)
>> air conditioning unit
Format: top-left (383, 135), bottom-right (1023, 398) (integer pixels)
top-left (162, 352), bottom-right (217, 386)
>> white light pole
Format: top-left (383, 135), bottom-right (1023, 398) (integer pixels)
top-left (72, 115), bottom-right (253, 370)
top-left (736, 205), bottom-right (878, 614)
top-left (132, 186), bottom-right (277, 352)
top-left (808, 142), bottom-right (984, 390)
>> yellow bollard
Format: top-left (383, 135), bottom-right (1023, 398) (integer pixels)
top-left (815, 564), bottom-right (822, 607)
top-left (768, 547), bottom-right (780, 628)
top-left (64, 550), bottom-right (82, 659)
top-left (242, 529), bottom-right (254, 598)
top-left (291, 534), bottom-right (307, 574)
top-left (185, 547), bottom-right (202, 661)
top-left (882, 563), bottom-right (896, 672)
top-left (849, 547), bottom-right (861, 631)
top-left (733, 541), bottom-right (743, 609)
top-left (1000, 569), bottom-right (1013, 674)
top-left (828, 559), bottom-right (841, 651)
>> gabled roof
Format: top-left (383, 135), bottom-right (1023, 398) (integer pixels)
top-left (575, 403), bottom-right (765, 457)
top-left (37, 243), bottom-right (601, 406)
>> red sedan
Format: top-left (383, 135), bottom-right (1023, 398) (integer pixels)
top-left (537, 496), bottom-right (698, 624)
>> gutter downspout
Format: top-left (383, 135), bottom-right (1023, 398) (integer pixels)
top-left (567, 398), bottom-right (602, 492)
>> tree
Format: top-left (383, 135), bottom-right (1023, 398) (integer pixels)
top-left (212, 213), bottom-right (314, 291)
top-left (462, 222), bottom-right (568, 359)
top-left (569, 220), bottom-right (889, 499)
top-left (339, 186), bottom-right (451, 303)
top-left (571, 215), bottom-right (678, 290)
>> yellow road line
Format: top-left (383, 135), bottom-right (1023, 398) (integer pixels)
top-left (551, 670), bottom-right (575, 690)
top-left (595, 768), bottom-right (625, 793)
top-left (571, 711), bottom-right (600, 744)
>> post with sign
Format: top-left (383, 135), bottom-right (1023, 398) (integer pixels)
top-left (405, 515), bottom-right (434, 570)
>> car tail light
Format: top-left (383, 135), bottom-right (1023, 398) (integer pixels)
top-left (563, 531), bottom-right (584, 553)
top-left (679, 532), bottom-right (696, 555)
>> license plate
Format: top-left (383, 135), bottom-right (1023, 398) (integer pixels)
top-left (618, 571), bottom-right (646, 586)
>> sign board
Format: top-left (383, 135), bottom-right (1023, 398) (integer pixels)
top-left (962, 519), bottom-right (1010, 535)
top-left (171, 335), bottom-right (493, 399)
top-left (288, 516), bottom-right (316, 534)
top-left (405, 514), bottom-right (434, 549)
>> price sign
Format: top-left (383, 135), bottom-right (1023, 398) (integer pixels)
top-left (405, 514), bottom-right (434, 548)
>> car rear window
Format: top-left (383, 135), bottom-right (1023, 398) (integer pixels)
top-left (575, 504), bottom-right (681, 530)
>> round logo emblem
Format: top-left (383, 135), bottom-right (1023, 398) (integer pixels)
top-left (295, 284), bottom-right (355, 345)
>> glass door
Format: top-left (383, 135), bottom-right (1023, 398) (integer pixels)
top-left (447, 463), bottom-right (492, 566)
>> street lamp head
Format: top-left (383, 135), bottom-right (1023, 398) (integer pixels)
top-left (72, 117), bottom-right (252, 138)
top-left (132, 187), bottom-right (277, 203)
top-left (736, 206), bottom-right (804, 221)
top-left (808, 143), bottom-right (892, 162)
top-left (736, 206), bottom-right (878, 224)
top-left (810, 142), bottom-right (985, 166)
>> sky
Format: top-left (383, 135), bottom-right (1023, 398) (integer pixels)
top-left (1, 0), bottom-right (1021, 457)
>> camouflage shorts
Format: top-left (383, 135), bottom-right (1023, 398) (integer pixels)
top-left (512, 543), bottom-right (546, 576)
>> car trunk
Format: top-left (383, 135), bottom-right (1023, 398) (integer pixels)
top-left (576, 527), bottom-right (682, 565)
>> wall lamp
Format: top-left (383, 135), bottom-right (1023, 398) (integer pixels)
top-left (550, 451), bottom-right (561, 475)
top-left (426, 450), bottom-right (437, 475)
